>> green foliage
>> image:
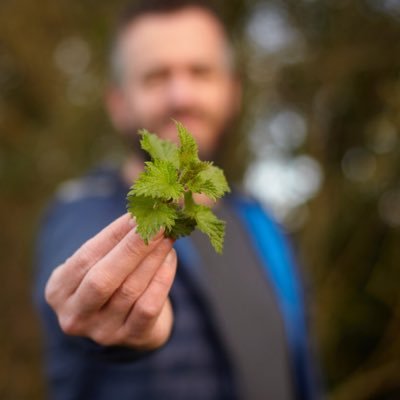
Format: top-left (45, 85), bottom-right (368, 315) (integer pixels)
top-left (127, 122), bottom-right (231, 252)
top-left (138, 129), bottom-right (180, 168)
top-left (189, 164), bottom-right (231, 200)
top-left (176, 120), bottom-right (200, 166)
top-left (127, 195), bottom-right (177, 241)
top-left (130, 160), bottom-right (184, 201)
top-left (186, 202), bottom-right (226, 253)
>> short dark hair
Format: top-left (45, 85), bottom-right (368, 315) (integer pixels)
top-left (116, 0), bottom-right (229, 37)
top-left (109, 0), bottom-right (234, 83)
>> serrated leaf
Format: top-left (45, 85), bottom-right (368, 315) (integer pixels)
top-left (174, 120), bottom-right (199, 168)
top-left (127, 121), bottom-right (230, 253)
top-left (183, 199), bottom-right (225, 253)
top-left (179, 160), bottom-right (209, 186)
top-left (187, 177), bottom-right (220, 200)
top-left (132, 159), bottom-right (184, 200)
top-left (198, 164), bottom-right (230, 197)
top-left (185, 163), bottom-right (230, 200)
top-left (139, 129), bottom-right (179, 168)
top-left (127, 195), bottom-right (178, 244)
top-left (192, 206), bottom-right (226, 254)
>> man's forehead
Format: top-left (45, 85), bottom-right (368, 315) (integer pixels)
top-left (117, 7), bottom-right (230, 71)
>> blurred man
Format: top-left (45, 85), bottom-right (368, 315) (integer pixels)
top-left (35, 1), bottom-right (320, 399)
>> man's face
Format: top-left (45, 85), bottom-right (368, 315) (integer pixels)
top-left (108, 7), bottom-right (241, 159)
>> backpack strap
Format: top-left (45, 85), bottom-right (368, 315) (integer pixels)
top-left (229, 196), bottom-right (319, 400)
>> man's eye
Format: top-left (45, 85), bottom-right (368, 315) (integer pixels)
top-left (143, 71), bottom-right (168, 86)
top-left (191, 66), bottom-right (215, 80)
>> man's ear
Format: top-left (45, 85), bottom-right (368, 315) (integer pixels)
top-left (104, 85), bottom-right (132, 133)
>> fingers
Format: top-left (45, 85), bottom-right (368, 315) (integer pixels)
top-left (58, 247), bottom-right (177, 349)
top-left (70, 228), bottom-right (166, 313)
top-left (124, 299), bottom-right (174, 350)
top-left (122, 248), bottom-right (177, 346)
top-left (46, 213), bottom-right (134, 302)
top-left (97, 238), bottom-right (174, 327)
top-left (45, 211), bottom-right (178, 350)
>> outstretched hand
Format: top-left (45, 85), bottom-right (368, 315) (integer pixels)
top-left (45, 213), bottom-right (177, 350)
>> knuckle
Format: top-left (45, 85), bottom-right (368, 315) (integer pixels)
top-left (44, 267), bottom-right (62, 305)
top-left (123, 234), bottom-right (144, 259)
top-left (152, 273), bottom-right (171, 291)
top-left (135, 300), bottom-right (159, 322)
top-left (109, 226), bottom-right (124, 247)
top-left (117, 281), bottom-right (143, 303)
top-left (59, 314), bottom-right (82, 336)
top-left (91, 330), bottom-right (114, 347)
top-left (85, 273), bottom-right (112, 298)
top-left (44, 283), bottom-right (55, 306)
top-left (71, 249), bottom-right (92, 271)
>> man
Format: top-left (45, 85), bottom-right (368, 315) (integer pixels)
top-left (35, 1), bottom-right (320, 399)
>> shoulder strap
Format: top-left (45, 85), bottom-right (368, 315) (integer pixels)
top-left (229, 197), bottom-right (306, 343)
top-left (176, 205), bottom-right (296, 399)
top-left (229, 196), bottom-right (320, 400)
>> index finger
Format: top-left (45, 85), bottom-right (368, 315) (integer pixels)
top-left (48, 213), bottom-right (134, 297)
top-left (70, 228), bottom-right (166, 313)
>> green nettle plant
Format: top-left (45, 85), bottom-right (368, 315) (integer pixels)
top-left (126, 121), bottom-right (231, 253)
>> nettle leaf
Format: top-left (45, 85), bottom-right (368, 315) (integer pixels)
top-left (192, 205), bottom-right (226, 254)
top-left (186, 163), bottom-right (230, 200)
top-left (187, 176), bottom-right (218, 199)
top-left (139, 129), bottom-right (179, 168)
top-left (176, 120), bottom-right (199, 167)
top-left (132, 160), bottom-right (184, 200)
top-left (127, 195), bottom-right (177, 244)
top-left (180, 161), bottom-right (209, 186)
top-left (199, 164), bottom-right (230, 197)
top-left (127, 121), bottom-right (231, 254)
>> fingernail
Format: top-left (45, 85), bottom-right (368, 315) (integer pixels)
top-left (128, 217), bottom-right (136, 228)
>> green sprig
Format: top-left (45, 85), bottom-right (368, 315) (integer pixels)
top-left (126, 121), bottom-right (230, 253)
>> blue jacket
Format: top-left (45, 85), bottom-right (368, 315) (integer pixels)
top-left (34, 165), bottom-right (320, 400)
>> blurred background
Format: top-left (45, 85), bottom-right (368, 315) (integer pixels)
top-left (1, 0), bottom-right (400, 399)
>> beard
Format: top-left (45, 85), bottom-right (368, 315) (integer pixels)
top-left (122, 105), bottom-right (238, 162)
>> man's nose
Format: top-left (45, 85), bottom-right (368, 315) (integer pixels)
top-left (166, 74), bottom-right (196, 110)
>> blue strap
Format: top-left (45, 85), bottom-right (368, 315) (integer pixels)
top-left (230, 198), bottom-right (306, 344)
top-left (229, 197), bottom-right (317, 399)
top-left (175, 197), bottom-right (318, 398)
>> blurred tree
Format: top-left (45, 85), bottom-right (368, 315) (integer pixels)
top-left (278, 1), bottom-right (400, 399)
